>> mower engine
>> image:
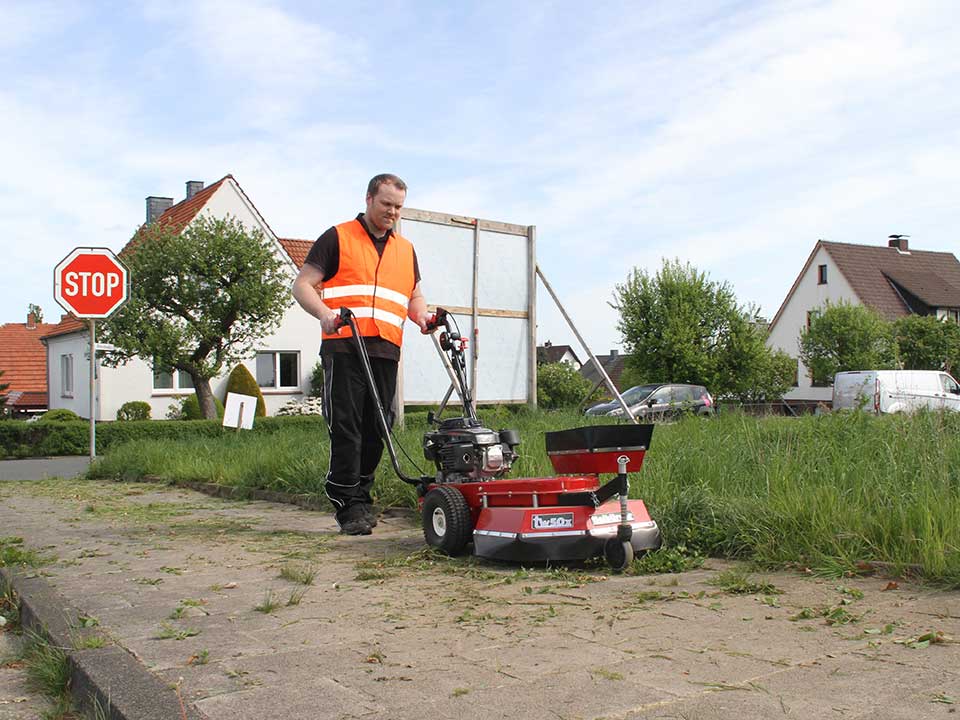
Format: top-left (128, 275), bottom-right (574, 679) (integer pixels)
top-left (423, 417), bottom-right (520, 483)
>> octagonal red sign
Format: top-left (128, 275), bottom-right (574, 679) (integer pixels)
top-left (54, 248), bottom-right (129, 319)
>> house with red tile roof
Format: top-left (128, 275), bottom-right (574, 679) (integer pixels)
top-left (44, 176), bottom-right (322, 420)
top-left (767, 236), bottom-right (960, 405)
top-left (0, 312), bottom-right (68, 416)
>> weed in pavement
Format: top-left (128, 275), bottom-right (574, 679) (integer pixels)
top-left (0, 536), bottom-right (52, 568)
top-left (708, 568), bottom-right (781, 595)
top-left (631, 546), bottom-right (704, 574)
top-left (155, 623), bottom-right (201, 641)
top-left (188, 648), bottom-right (210, 666)
top-left (0, 580), bottom-right (20, 631)
top-left (74, 635), bottom-right (107, 650)
top-left (279, 562), bottom-right (316, 585)
top-left (286, 587), bottom-right (307, 606)
top-left (21, 629), bottom-right (73, 718)
top-left (254, 590), bottom-right (281, 614)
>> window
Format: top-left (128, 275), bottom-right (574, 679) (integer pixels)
top-left (941, 374), bottom-right (960, 395)
top-left (806, 310), bottom-right (821, 328)
top-left (153, 367), bottom-right (194, 391)
top-left (817, 264), bottom-right (827, 284)
top-left (256, 351), bottom-right (299, 389)
top-left (60, 354), bottom-right (74, 397)
top-left (792, 360), bottom-right (799, 388)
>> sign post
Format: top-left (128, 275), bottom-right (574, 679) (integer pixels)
top-left (53, 248), bottom-right (129, 460)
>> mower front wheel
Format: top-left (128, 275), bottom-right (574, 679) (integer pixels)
top-left (422, 486), bottom-right (472, 556)
top-left (604, 537), bottom-right (634, 572)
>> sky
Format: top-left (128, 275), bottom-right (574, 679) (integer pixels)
top-left (2, 0), bottom-right (959, 359)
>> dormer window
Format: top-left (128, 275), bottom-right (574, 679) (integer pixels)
top-left (817, 264), bottom-right (827, 284)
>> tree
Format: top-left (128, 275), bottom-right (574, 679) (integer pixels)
top-left (102, 215), bottom-right (291, 419)
top-left (612, 259), bottom-right (793, 401)
top-left (798, 301), bottom-right (896, 385)
top-left (27, 303), bottom-right (43, 322)
top-left (894, 314), bottom-right (960, 373)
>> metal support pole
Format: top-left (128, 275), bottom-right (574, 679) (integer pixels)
top-left (535, 265), bottom-right (638, 423)
top-left (88, 319), bottom-right (96, 460)
top-left (470, 220), bottom-right (480, 401)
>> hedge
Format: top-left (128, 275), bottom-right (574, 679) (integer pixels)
top-left (0, 415), bottom-right (327, 458)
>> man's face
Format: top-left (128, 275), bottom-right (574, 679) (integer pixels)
top-left (365, 183), bottom-right (406, 235)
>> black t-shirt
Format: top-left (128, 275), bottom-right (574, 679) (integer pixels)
top-left (305, 214), bottom-right (421, 361)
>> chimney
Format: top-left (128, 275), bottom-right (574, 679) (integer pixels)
top-left (888, 234), bottom-right (909, 252)
top-left (26, 312), bottom-right (36, 330)
top-left (610, 349), bottom-right (619, 357)
top-left (185, 180), bottom-right (204, 200)
top-left (146, 196), bottom-right (174, 225)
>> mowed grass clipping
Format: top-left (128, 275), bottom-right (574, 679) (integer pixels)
top-left (90, 409), bottom-right (960, 586)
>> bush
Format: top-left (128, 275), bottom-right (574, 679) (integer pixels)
top-left (0, 415), bottom-right (328, 458)
top-left (116, 401), bottom-right (151, 421)
top-left (537, 362), bottom-right (591, 409)
top-left (224, 364), bottom-right (267, 417)
top-left (40, 408), bottom-right (81, 422)
top-left (180, 394), bottom-right (225, 421)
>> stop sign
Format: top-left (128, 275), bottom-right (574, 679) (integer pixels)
top-left (54, 247), bottom-right (129, 318)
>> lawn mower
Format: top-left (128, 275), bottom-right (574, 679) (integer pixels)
top-left (336, 306), bottom-right (661, 571)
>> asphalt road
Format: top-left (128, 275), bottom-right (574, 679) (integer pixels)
top-left (0, 456), bottom-right (90, 481)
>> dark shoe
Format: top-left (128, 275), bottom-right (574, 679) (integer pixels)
top-left (339, 517), bottom-right (372, 535)
top-left (337, 505), bottom-right (373, 536)
top-left (361, 504), bottom-right (379, 528)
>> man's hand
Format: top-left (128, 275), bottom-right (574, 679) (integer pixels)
top-left (418, 312), bottom-right (435, 334)
top-left (320, 309), bottom-right (341, 335)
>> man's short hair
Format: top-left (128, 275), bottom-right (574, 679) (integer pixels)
top-left (367, 174), bottom-right (407, 197)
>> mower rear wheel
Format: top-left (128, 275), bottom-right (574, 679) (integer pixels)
top-left (422, 486), bottom-right (472, 556)
top-left (604, 537), bottom-right (634, 572)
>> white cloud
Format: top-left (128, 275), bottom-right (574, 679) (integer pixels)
top-left (142, 0), bottom-right (362, 126)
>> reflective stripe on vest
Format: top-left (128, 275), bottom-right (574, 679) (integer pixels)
top-left (320, 219), bottom-right (415, 345)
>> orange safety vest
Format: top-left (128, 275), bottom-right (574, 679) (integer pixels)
top-left (320, 219), bottom-right (416, 347)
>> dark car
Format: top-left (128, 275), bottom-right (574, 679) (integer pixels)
top-left (585, 383), bottom-right (714, 420)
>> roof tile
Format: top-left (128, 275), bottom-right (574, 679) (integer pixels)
top-left (0, 319), bottom-right (67, 403)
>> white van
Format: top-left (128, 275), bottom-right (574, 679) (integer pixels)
top-left (832, 370), bottom-right (960, 414)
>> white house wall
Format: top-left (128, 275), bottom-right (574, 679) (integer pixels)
top-left (45, 333), bottom-right (93, 418)
top-left (766, 246), bottom-right (859, 403)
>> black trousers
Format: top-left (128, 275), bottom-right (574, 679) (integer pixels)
top-left (321, 351), bottom-right (397, 518)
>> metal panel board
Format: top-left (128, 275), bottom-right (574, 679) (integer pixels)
top-left (477, 229), bottom-right (529, 311)
top-left (397, 210), bottom-right (533, 405)
top-left (400, 312), bottom-right (528, 404)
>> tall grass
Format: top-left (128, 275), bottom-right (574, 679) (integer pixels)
top-left (89, 408), bottom-right (960, 585)
top-left (642, 410), bottom-right (960, 584)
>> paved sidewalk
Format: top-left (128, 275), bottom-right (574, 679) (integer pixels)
top-left (2, 477), bottom-right (960, 719)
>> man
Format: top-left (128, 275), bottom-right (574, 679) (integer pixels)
top-left (292, 174), bottom-right (429, 535)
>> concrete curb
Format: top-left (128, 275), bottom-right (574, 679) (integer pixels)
top-left (0, 566), bottom-right (205, 720)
